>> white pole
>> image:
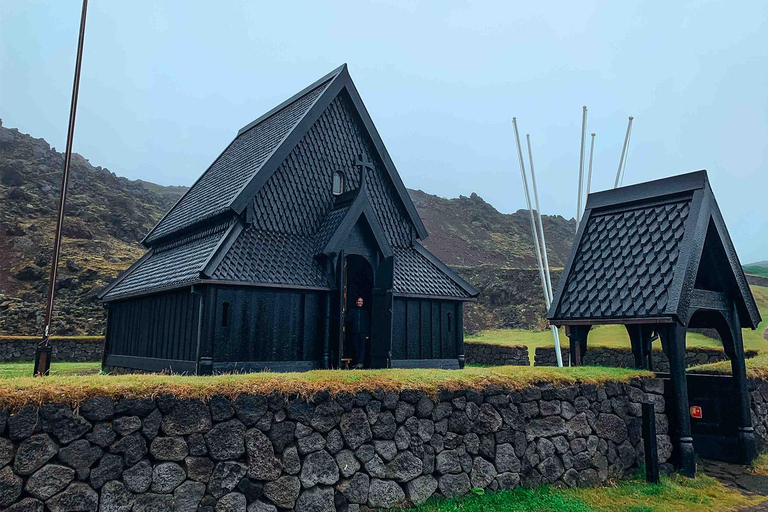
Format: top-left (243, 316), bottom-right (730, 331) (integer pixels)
top-left (576, 106), bottom-right (587, 224)
top-left (586, 133), bottom-right (595, 198)
top-left (619, 117), bottom-right (633, 187)
top-left (526, 134), bottom-right (563, 367)
top-left (614, 116), bottom-right (634, 188)
top-left (512, 119), bottom-right (547, 316)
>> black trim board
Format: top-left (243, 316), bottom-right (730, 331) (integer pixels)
top-left (105, 355), bottom-right (197, 374)
top-left (391, 358), bottom-right (460, 370)
top-left (201, 221), bottom-right (244, 278)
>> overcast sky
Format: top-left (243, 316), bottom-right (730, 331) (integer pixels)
top-left (1, 1), bottom-right (766, 263)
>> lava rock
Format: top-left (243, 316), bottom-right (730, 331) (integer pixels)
top-left (340, 409), bottom-right (372, 449)
top-left (186, 456), bottom-right (215, 483)
top-left (122, 459), bottom-right (152, 493)
top-left (385, 451), bottom-right (422, 482)
top-left (46, 482), bottom-right (98, 512)
top-left (215, 492), bottom-right (247, 512)
top-left (151, 462), bottom-right (185, 493)
top-left (206, 420), bottom-right (246, 461)
top-left (113, 416), bottom-right (142, 436)
top-left (150, 436), bottom-right (189, 461)
top-left (110, 433), bottom-right (147, 466)
top-left (367, 478), bottom-right (405, 509)
top-left (311, 400), bottom-right (344, 433)
top-left (208, 461), bottom-right (247, 499)
top-left (39, 404), bottom-right (91, 444)
top-left (245, 429), bottom-right (281, 481)
top-left (406, 475), bottom-right (438, 505)
top-left (295, 485), bottom-right (335, 512)
top-left (337, 472), bottom-right (369, 504)
top-left (263, 476), bottom-right (300, 509)
top-left (161, 398), bottom-right (212, 435)
top-left (86, 423), bottom-right (116, 448)
top-left (25, 464), bottom-right (74, 500)
top-left (99, 480), bottom-right (133, 512)
top-left (14, 434), bottom-right (58, 475)
top-left (79, 398), bottom-right (114, 422)
top-left (90, 453), bottom-right (124, 489)
top-left (300, 450), bottom-right (339, 488)
top-left (439, 473), bottom-right (471, 497)
top-left (5, 497), bottom-right (44, 512)
top-left (0, 465), bottom-right (23, 507)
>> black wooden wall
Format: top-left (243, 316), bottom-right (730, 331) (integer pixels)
top-left (391, 298), bottom-right (461, 361)
top-left (105, 288), bottom-right (200, 366)
top-left (202, 286), bottom-right (324, 364)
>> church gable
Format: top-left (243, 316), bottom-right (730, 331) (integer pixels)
top-left (249, 91), bottom-right (415, 247)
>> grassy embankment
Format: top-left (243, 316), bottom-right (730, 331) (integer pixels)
top-left (467, 285), bottom-right (768, 364)
top-left (0, 364), bottom-right (649, 409)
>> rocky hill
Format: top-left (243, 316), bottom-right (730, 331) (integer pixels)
top-left (0, 120), bottom-right (575, 335)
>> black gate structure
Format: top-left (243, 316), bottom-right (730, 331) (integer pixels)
top-left (657, 373), bottom-right (749, 464)
top-left (548, 171), bottom-right (762, 476)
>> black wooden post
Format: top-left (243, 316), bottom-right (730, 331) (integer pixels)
top-left (642, 402), bottom-right (660, 484)
top-left (660, 323), bottom-right (695, 477)
top-left (724, 303), bottom-right (757, 464)
top-left (627, 325), bottom-right (646, 369)
top-left (323, 292), bottom-right (331, 369)
top-left (567, 325), bottom-right (590, 366)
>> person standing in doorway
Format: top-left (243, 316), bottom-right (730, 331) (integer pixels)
top-left (346, 296), bottom-right (370, 369)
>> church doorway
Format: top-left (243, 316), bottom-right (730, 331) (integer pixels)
top-left (343, 255), bottom-right (373, 368)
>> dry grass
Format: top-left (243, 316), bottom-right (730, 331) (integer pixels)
top-left (0, 336), bottom-right (104, 341)
top-left (0, 364), bottom-right (650, 410)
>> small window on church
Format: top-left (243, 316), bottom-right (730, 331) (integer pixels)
top-left (221, 302), bottom-right (230, 328)
top-left (447, 312), bottom-right (452, 332)
top-left (333, 171), bottom-right (345, 195)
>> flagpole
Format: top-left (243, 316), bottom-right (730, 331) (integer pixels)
top-left (35, 0), bottom-right (89, 377)
top-left (512, 118), bottom-right (563, 367)
top-left (526, 134), bottom-right (563, 367)
top-left (614, 116), bottom-right (634, 189)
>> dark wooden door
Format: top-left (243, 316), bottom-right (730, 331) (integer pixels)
top-left (371, 256), bottom-right (394, 368)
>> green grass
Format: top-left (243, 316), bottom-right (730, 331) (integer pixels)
top-left (467, 285), bottom-right (768, 364)
top-left (0, 363), bottom-right (649, 409)
top-left (744, 265), bottom-right (768, 279)
top-left (409, 475), bottom-right (764, 512)
top-left (0, 361), bottom-right (101, 379)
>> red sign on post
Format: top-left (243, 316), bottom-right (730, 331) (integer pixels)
top-left (690, 405), bottom-right (702, 419)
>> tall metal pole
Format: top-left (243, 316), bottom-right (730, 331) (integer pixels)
top-left (526, 134), bottom-right (563, 367)
top-left (512, 119), bottom-right (562, 366)
top-left (576, 106), bottom-right (587, 224)
top-left (34, 0), bottom-right (89, 377)
top-left (586, 133), bottom-right (595, 197)
top-left (614, 116), bottom-right (634, 189)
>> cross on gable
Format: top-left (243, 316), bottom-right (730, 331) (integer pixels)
top-left (354, 154), bottom-right (373, 187)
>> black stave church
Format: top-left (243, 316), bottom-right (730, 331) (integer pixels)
top-left (99, 65), bottom-right (478, 374)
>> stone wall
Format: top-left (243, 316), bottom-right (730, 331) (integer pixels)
top-left (464, 343), bottom-right (529, 366)
top-left (534, 346), bottom-right (756, 372)
top-left (749, 378), bottom-right (768, 450)
top-left (0, 337), bottom-right (104, 363)
top-left (0, 380), bottom-right (670, 511)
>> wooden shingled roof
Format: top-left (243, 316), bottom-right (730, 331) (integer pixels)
top-left (548, 170), bottom-right (760, 329)
top-left (100, 66), bottom-right (478, 302)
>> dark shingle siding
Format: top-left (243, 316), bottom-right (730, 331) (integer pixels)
top-left (393, 247), bottom-right (471, 298)
top-left (250, 93), bottom-right (413, 247)
top-left (554, 199), bottom-right (691, 319)
top-left (145, 80), bottom-right (331, 243)
top-left (314, 206), bottom-right (349, 253)
top-left (104, 224), bottom-right (230, 300)
top-left (211, 227), bottom-right (328, 288)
